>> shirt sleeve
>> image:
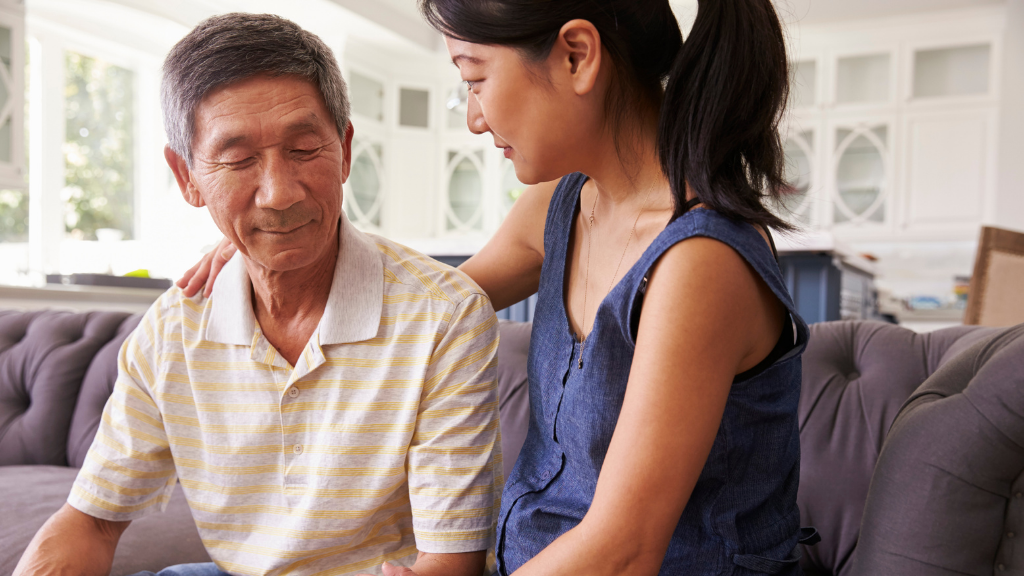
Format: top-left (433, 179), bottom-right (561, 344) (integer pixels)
top-left (68, 302), bottom-right (178, 522)
top-left (407, 292), bottom-right (503, 554)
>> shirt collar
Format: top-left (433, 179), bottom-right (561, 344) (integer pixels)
top-left (205, 215), bottom-right (384, 346)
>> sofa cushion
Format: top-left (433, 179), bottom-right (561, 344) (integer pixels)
top-left (851, 323), bottom-right (1024, 575)
top-left (67, 314), bottom-right (143, 468)
top-left (496, 320), bottom-right (532, 480)
top-left (0, 465), bottom-right (209, 575)
top-left (0, 310), bottom-right (132, 466)
top-left (797, 321), bottom-right (997, 575)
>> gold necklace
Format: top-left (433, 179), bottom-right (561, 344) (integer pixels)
top-left (578, 182), bottom-right (657, 369)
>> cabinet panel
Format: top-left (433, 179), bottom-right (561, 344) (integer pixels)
top-left (904, 114), bottom-right (987, 227)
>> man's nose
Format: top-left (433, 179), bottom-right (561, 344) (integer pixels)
top-left (466, 91), bottom-right (488, 135)
top-left (255, 153), bottom-right (305, 211)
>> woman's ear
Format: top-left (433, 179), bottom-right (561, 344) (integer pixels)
top-left (164, 145), bottom-right (205, 208)
top-left (552, 19), bottom-right (603, 96)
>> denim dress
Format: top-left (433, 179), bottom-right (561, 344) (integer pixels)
top-left (495, 173), bottom-right (812, 575)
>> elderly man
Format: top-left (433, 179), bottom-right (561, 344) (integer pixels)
top-left (14, 13), bottom-right (500, 576)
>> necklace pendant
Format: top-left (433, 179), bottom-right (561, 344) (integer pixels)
top-left (578, 339), bottom-right (584, 369)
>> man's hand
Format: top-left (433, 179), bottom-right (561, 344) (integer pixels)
top-left (13, 503), bottom-right (130, 576)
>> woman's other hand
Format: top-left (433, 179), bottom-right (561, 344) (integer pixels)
top-left (356, 561), bottom-right (419, 576)
top-left (176, 237), bottom-right (236, 298)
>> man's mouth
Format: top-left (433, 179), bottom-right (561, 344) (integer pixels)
top-left (259, 221), bottom-right (310, 235)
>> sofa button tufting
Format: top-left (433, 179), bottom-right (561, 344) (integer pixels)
top-left (1010, 532), bottom-right (1016, 539)
top-left (1017, 493), bottom-right (1023, 499)
top-left (998, 564), bottom-right (1006, 572)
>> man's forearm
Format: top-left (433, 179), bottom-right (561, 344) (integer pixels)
top-left (13, 503), bottom-right (130, 576)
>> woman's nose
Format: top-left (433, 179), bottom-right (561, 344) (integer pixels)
top-left (466, 91), bottom-right (488, 135)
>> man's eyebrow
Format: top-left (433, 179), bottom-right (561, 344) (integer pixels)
top-left (283, 116), bottom-right (323, 136)
top-left (451, 54), bottom-right (483, 67)
top-left (210, 117), bottom-right (325, 155)
top-left (211, 134), bottom-right (248, 155)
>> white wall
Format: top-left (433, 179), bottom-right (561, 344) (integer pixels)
top-left (995, 0), bottom-right (1024, 232)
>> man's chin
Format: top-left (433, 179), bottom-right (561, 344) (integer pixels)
top-left (244, 246), bottom-right (325, 273)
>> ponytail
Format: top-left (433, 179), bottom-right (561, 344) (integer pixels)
top-left (658, 0), bottom-right (794, 231)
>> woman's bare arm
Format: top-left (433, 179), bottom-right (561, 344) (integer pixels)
top-left (177, 179), bottom-right (559, 307)
top-left (510, 236), bottom-right (785, 576)
top-left (457, 178), bottom-right (556, 310)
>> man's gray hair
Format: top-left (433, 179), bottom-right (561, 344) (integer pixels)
top-left (161, 13), bottom-right (351, 167)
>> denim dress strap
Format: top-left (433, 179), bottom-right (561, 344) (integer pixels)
top-left (615, 208), bottom-right (810, 358)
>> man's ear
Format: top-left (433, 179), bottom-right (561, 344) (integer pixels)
top-left (553, 19), bottom-right (603, 96)
top-left (339, 122), bottom-right (356, 185)
top-left (164, 145), bottom-right (205, 208)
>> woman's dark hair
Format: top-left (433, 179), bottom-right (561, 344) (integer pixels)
top-left (420, 0), bottom-right (794, 231)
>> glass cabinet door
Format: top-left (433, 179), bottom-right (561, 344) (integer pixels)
top-left (780, 131), bottom-right (815, 224)
top-left (500, 158), bottom-right (524, 219)
top-left (344, 139), bottom-right (384, 228)
top-left (445, 150), bottom-right (484, 232)
top-left (833, 126), bottom-right (888, 225)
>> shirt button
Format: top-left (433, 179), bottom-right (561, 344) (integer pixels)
top-left (998, 564), bottom-right (1006, 572)
top-left (292, 444), bottom-right (303, 455)
top-left (288, 387), bottom-right (299, 398)
top-left (1016, 492), bottom-right (1022, 499)
top-left (1009, 532), bottom-right (1016, 539)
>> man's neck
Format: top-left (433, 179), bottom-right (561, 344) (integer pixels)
top-left (244, 228), bottom-right (340, 367)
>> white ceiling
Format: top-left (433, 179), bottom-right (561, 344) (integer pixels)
top-left (779, 0), bottom-right (1005, 23)
top-left (338, 0), bottom-right (1010, 52)
top-left (33, 0), bottom-right (1008, 60)
top-left (372, 0), bottom-right (1008, 27)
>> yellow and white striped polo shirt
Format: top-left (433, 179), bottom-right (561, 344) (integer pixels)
top-left (69, 215), bottom-right (503, 576)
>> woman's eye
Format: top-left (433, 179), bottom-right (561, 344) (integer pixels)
top-left (465, 80), bottom-right (477, 90)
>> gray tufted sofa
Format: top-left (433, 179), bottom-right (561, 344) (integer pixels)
top-left (2, 309), bottom-right (1023, 575)
top-left (497, 320), bottom-right (1024, 576)
top-left (0, 309), bottom-right (210, 575)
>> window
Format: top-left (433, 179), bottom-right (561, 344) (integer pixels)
top-left (63, 51), bottom-right (134, 240)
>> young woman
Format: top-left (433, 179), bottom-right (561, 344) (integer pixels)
top-left (180, 1), bottom-right (815, 574)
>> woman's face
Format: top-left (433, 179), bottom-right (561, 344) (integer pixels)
top-left (445, 36), bottom-right (604, 185)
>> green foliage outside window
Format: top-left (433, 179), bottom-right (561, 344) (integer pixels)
top-left (63, 51), bottom-right (134, 240)
top-left (0, 188), bottom-right (27, 241)
top-left (0, 38), bottom-right (28, 244)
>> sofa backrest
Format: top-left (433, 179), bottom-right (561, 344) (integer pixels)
top-left (797, 321), bottom-right (1001, 575)
top-left (66, 313), bottom-right (142, 468)
top-left (850, 323), bottom-right (1024, 575)
top-left (0, 309), bottom-right (137, 467)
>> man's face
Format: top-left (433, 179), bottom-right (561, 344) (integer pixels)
top-left (169, 74), bottom-right (353, 273)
